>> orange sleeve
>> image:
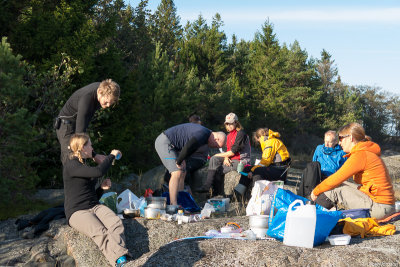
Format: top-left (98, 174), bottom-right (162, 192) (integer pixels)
top-left (313, 152), bottom-right (366, 196)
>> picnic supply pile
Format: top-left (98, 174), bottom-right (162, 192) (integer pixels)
top-left (101, 179), bottom-right (397, 248)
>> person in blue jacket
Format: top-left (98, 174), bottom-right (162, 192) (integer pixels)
top-left (313, 130), bottom-right (347, 178)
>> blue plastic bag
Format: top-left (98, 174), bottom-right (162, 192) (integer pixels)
top-left (162, 191), bottom-right (201, 212)
top-left (267, 188), bottom-right (342, 246)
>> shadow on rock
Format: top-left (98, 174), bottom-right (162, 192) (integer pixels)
top-left (124, 219), bottom-right (150, 260)
top-left (142, 239), bottom-right (204, 267)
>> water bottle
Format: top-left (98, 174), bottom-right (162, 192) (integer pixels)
top-left (177, 209), bottom-right (184, 225)
top-left (112, 151), bottom-right (122, 165)
top-left (283, 200), bottom-right (316, 248)
top-left (237, 161), bottom-right (244, 173)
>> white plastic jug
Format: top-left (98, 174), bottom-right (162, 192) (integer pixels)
top-left (283, 199), bottom-right (316, 248)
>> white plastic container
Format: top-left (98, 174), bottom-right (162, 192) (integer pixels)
top-left (283, 200), bottom-right (316, 248)
top-left (328, 234), bottom-right (351, 246)
top-left (207, 198), bottom-right (230, 212)
top-left (220, 226), bottom-right (234, 233)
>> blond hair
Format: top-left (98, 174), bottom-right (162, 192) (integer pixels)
top-left (69, 133), bottom-right (90, 163)
top-left (325, 130), bottom-right (338, 143)
top-left (253, 128), bottom-right (269, 143)
top-left (338, 122), bottom-right (370, 143)
top-left (98, 79), bottom-right (120, 103)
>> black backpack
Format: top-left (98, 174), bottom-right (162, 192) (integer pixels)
top-left (297, 161), bottom-right (322, 198)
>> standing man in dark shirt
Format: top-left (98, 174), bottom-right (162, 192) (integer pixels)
top-left (163, 114), bottom-right (209, 189)
top-left (155, 123), bottom-right (226, 206)
top-left (55, 79), bottom-right (120, 165)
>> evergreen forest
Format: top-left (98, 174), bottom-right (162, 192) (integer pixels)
top-left (1, 0), bottom-right (400, 211)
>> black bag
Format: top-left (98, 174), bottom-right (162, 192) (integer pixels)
top-left (297, 161), bottom-right (322, 198)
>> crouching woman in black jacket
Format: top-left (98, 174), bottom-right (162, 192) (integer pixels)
top-left (63, 133), bottom-right (128, 267)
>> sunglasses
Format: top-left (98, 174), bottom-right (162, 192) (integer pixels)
top-left (338, 134), bottom-right (351, 141)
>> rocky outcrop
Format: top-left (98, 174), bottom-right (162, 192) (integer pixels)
top-left (0, 218), bottom-right (75, 267)
top-left (2, 212), bottom-right (399, 267)
top-left (4, 153), bottom-right (398, 266)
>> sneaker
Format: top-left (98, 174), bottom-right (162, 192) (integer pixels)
top-left (116, 255), bottom-right (127, 267)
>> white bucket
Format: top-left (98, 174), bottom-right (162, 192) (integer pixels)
top-left (283, 200), bottom-right (316, 248)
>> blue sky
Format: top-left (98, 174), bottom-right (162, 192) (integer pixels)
top-left (127, 0), bottom-right (400, 96)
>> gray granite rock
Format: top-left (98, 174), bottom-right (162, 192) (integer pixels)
top-left (139, 165), bottom-right (166, 193)
top-left (56, 215), bottom-right (400, 267)
top-left (2, 153), bottom-right (399, 267)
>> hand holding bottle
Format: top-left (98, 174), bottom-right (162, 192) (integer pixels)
top-left (111, 150), bottom-right (122, 165)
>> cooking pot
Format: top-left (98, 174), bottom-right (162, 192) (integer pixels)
top-left (249, 215), bottom-right (269, 229)
top-left (123, 209), bottom-right (140, 218)
top-left (250, 227), bottom-right (268, 238)
top-left (145, 208), bottom-right (161, 219)
top-left (146, 197), bottom-right (167, 210)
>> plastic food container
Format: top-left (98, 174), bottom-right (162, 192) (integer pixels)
top-left (328, 234), bottom-right (351, 246)
top-left (220, 226), bottom-right (235, 233)
top-left (207, 198), bottom-right (230, 212)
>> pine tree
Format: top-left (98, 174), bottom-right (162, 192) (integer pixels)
top-left (151, 0), bottom-right (182, 60)
top-left (0, 37), bottom-right (41, 207)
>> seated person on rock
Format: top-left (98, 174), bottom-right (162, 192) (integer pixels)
top-left (197, 113), bottom-right (251, 195)
top-left (163, 114), bottom-right (209, 192)
top-left (155, 123), bottom-right (226, 206)
top-left (311, 123), bottom-right (396, 220)
top-left (234, 127), bottom-right (290, 198)
top-left (313, 130), bottom-right (347, 179)
top-left (63, 133), bottom-right (129, 267)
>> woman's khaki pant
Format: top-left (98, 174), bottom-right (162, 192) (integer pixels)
top-left (69, 204), bottom-right (128, 266)
top-left (325, 181), bottom-right (395, 220)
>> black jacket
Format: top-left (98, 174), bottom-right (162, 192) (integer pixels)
top-left (63, 154), bottom-right (114, 222)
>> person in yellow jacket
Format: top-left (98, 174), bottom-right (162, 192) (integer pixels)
top-left (311, 122), bottom-right (396, 220)
top-left (233, 128), bottom-right (290, 197)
